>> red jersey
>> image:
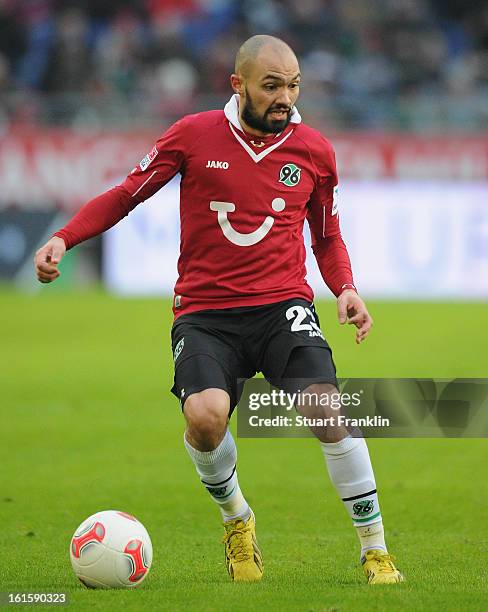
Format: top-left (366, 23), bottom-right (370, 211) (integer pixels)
top-left (55, 95), bottom-right (355, 318)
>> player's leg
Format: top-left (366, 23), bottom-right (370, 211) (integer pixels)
top-left (182, 386), bottom-right (263, 581)
top-left (170, 318), bottom-right (263, 581)
top-left (183, 386), bottom-right (250, 521)
top-left (260, 300), bottom-right (402, 584)
top-left (284, 349), bottom-right (404, 584)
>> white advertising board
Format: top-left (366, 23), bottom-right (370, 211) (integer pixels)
top-left (103, 178), bottom-right (488, 299)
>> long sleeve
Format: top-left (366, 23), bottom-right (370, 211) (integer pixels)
top-left (306, 142), bottom-right (356, 297)
top-left (54, 118), bottom-right (189, 249)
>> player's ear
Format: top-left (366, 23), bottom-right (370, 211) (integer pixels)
top-left (230, 74), bottom-right (244, 95)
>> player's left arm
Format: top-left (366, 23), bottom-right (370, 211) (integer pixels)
top-left (306, 139), bottom-right (373, 344)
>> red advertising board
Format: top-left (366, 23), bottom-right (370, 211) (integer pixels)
top-left (1, 128), bottom-right (487, 210)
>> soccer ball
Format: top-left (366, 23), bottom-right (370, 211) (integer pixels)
top-left (70, 510), bottom-right (153, 589)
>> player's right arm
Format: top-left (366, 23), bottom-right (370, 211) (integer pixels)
top-left (34, 117), bottom-right (190, 283)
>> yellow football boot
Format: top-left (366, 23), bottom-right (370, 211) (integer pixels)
top-left (222, 511), bottom-right (263, 582)
top-left (362, 549), bottom-right (404, 584)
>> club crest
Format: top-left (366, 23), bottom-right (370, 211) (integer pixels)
top-left (279, 163), bottom-right (301, 187)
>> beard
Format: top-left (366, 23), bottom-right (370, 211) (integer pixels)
top-left (241, 89), bottom-right (293, 134)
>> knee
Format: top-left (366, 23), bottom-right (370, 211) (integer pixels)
top-left (298, 383), bottom-right (349, 443)
top-left (184, 389), bottom-right (230, 450)
top-left (299, 383), bottom-right (339, 417)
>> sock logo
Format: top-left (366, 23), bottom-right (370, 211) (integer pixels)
top-left (206, 486), bottom-right (227, 498)
top-left (353, 500), bottom-right (374, 517)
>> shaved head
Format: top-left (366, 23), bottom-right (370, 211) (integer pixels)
top-left (235, 35), bottom-right (297, 78)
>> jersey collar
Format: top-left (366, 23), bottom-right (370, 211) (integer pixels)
top-left (224, 94), bottom-right (301, 164)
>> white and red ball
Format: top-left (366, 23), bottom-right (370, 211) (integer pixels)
top-left (70, 510), bottom-right (152, 589)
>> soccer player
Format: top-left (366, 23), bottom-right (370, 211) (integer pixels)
top-left (35, 35), bottom-right (403, 584)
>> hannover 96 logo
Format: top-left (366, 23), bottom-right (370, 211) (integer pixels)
top-left (279, 163), bottom-right (301, 187)
top-left (206, 485), bottom-right (227, 497)
top-left (353, 500), bottom-right (374, 517)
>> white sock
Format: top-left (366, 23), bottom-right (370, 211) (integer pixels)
top-left (184, 429), bottom-right (250, 521)
top-left (356, 522), bottom-right (387, 560)
top-left (321, 436), bottom-right (386, 556)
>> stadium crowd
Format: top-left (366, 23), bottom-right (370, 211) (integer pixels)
top-left (0, 0), bottom-right (487, 131)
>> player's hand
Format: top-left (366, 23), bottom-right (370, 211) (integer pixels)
top-left (34, 236), bottom-right (66, 283)
top-left (337, 289), bottom-right (373, 344)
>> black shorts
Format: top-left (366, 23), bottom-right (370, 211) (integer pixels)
top-left (170, 298), bottom-right (337, 414)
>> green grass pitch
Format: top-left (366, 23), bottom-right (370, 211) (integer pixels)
top-left (1, 289), bottom-right (487, 610)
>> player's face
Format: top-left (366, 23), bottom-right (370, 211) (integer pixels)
top-left (238, 50), bottom-right (301, 135)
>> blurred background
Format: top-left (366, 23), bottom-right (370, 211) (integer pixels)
top-left (2, 5), bottom-right (486, 604)
top-left (0, 0), bottom-right (487, 298)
